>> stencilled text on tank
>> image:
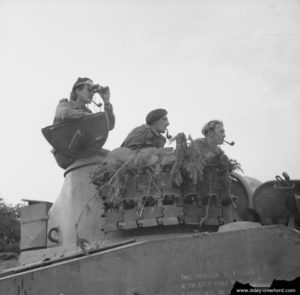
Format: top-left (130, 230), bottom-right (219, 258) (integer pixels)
top-left (180, 268), bottom-right (256, 295)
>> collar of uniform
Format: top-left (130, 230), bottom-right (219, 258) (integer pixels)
top-left (203, 137), bottom-right (222, 153)
top-left (69, 100), bottom-right (90, 112)
top-left (146, 124), bottom-right (161, 137)
top-left (69, 100), bottom-right (81, 109)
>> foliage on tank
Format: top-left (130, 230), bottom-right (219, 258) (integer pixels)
top-left (91, 147), bottom-right (176, 205)
top-left (171, 134), bottom-right (242, 186)
top-left (91, 134), bottom-right (242, 208)
top-left (0, 198), bottom-right (22, 253)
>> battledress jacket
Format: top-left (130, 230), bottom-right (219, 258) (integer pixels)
top-left (53, 99), bottom-right (115, 130)
top-left (52, 99), bottom-right (115, 168)
top-left (193, 138), bottom-right (222, 159)
top-left (121, 124), bottom-right (166, 150)
top-left (193, 138), bottom-right (233, 201)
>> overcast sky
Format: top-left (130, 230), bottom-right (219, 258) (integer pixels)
top-left (0, 0), bottom-right (299, 205)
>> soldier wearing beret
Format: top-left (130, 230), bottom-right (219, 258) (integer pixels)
top-left (121, 108), bottom-right (169, 150)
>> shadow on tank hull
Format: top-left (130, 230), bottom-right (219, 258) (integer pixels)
top-left (1, 113), bottom-right (299, 294)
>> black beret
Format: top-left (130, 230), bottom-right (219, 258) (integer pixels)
top-left (146, 109), bottom-right (168, 125)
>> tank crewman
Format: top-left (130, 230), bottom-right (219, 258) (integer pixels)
top-left (121, 108), bottom-right (169, 150)
top-left (194, 120), bottom-right (225, 158)
top-left (194, 120), bottom-right (233, 206)
top-left (52, 77), bottom-right (115, 168)
top-left (53, 77), bottom-right (115, 129)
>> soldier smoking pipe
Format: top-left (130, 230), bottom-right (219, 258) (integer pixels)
top-left (224, 140), bottom-right (235, 146)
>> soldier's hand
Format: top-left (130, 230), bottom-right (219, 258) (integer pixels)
top-left (98, 86), bottom-right (110, 103)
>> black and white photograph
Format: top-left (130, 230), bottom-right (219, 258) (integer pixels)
top-left (0, 0), bottom-right (300, 294)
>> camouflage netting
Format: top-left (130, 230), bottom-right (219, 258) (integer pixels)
top-left (171, 136), bottom-right (242, 203)
top-left (90, 136), bottom-right (242, 207)
top-left (91, 147), bottom-right (177, 205)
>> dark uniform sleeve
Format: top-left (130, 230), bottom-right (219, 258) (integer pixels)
top-left (104, 103), bottom-right (115, 131)
top-left (121, 125), bottom-right (166, 150)
top-left (53, 100), bottom-right (92, 124)
top-left (121, 125), bottom-right (149, 149)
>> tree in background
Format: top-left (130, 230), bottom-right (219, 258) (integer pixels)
top-left (0, 198), bottom-right (21, 253)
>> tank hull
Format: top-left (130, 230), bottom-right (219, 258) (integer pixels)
top-left (1, 224), bottom-right (299, 295)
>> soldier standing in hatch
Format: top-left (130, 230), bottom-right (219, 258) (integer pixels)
top-left (194, 120), bottom-right (234, 207)
top-left (121, 108), bottom-right (170, 150)
top-left (53, 77), bottom-right (115, 128)
top-left (194, 120), bottom-right (225, 159)
top-left (52, 77), bottom-right (115, 168)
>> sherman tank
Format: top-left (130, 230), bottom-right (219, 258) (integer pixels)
top-left (0, 112), bottom-right (299, 295)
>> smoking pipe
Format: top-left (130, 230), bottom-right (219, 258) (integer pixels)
top-left (92, 100), bottom-right (103, 108)
top-left (224, 140), bottom-right (235, 146)
top-left (166, 129), bottom-right (172, 140)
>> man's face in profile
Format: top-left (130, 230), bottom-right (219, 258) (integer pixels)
top-left (211, 124), bottom-right (226, 145)
top-left (152, 115), bottom-right (170, 134)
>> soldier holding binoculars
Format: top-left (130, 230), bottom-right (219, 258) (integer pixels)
top-left (53, 77), bottom-right (115, 130)
top-left (52, 77), bottom-right (115, 169)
